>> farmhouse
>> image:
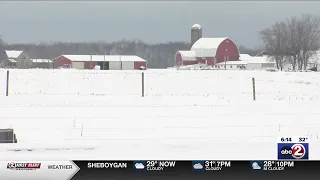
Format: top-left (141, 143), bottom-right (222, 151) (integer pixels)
top-left (53, 55), bottom-right (147, 70)
top-left (214, 54), bottom-right (276, 70)
top-left (31, 59), bottom-right (53, 69)
top-left (5, 50), bottom-right (32, 69)
top-left (308, 51), bottom-right (320, 71)
top-left (240, 54), bottom-right (276, 70)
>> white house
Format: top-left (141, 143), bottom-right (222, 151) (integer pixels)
top-left (306, 51), bottom-right (320, 71)
top-left (5, 50), bottom-right (32, 69)
top-left (245, 56), bottom-right (276, 70)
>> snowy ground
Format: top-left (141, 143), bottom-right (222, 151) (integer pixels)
top-left (0, 69), bottom-right (319, 160)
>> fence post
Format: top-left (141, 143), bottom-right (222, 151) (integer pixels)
top-left (81, 124), bottom-right (84, 136)
top-left (142, 72), bottom-right (145, 97)
top-left (6, 70), bottom-right (9, 96)
top-left (252, 77), bottom-right (256, 101)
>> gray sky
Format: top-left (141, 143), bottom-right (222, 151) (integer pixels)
top-left (0, 1), bottom-right (319, 48)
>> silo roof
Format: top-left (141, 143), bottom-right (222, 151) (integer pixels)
top-left (191, 24), bottom-right (202, 29)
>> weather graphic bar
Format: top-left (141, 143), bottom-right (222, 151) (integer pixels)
top-left (1, 160), bottom-right (320, 180)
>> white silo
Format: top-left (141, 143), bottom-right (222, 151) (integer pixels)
top-left (191, 24), bottom-right (202, 47)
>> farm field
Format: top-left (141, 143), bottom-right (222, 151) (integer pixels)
top-left (0, 69), bottom-right (319, 160)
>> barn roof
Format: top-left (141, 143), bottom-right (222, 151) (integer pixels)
top-left (56, 55), bottom-right (146, 62)
top-left (176, 51), bottom-right (196, 61)
top-left (5, 50), bottom-right (23, 59)
top-left (191, 37), bottom-right (229, 57)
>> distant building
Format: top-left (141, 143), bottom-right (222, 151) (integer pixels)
top-left (176, 37), bottom-right (240, 67)
top-left (176, 24), bottom-right (240, 67)
top-left (240, 53), bottom-right (275, 70)
top-left (31, 59), bottom-right (53, 69)
top-left (213, 54), bottom-right (276, 70)
top-left (5, 50), bottom-right (32, 69)
top-left (53, 55), bottom-right (147, 70)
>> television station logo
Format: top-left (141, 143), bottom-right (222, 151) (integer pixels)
top-left (7, 162), bottom-right (41, 170)
top-left (278, 137), bottom-right (309, 160)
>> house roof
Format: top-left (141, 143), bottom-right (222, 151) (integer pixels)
top-left (176, 51), bottom-right (196, 61)
top-left (191, 37), bottom-right (231, 57)
top-left (249, 56), bottom-right (275, 63)
top-left (31, 59), bottom-right (53, 63)
top-left (5, 50), bottom-right (23, 59)
top-left (239, 54), bottom-right (254, 61)
top-left (56, 55), bottom-right (146, 62)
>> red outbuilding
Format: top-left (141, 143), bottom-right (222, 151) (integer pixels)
top-left (175, 37), bottom-right (240, 67)
top-left (54, 55), bottom-right (147, 70)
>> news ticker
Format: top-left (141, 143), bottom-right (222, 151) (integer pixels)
top-left (0, 160), bottom-right (320, 180)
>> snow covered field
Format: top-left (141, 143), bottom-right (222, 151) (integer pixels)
top-left (0, 69), bottom-right (319, 160)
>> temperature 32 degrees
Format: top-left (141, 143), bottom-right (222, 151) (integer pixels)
top-left (204, 161), bottom-right (231, 171)
top-left (146, 161), bottom-right (176, 171)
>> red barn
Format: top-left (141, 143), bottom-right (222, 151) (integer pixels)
top-left (175, 37), bottom-right (240, 67)
top-left (54, 55), bottom-right (147, 70)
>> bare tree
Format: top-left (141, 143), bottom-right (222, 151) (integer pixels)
top-left (260, 14), bottom-right (320, 71)
top-left (260, 21), bottom-right (288, 70)
top-left (299, 14), bottom-right (320, 70)
top-left (0, 36), bottom-right (8, 68)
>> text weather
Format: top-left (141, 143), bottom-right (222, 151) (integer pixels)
top-left (87, 162), bottom-right (127, 169)
top-left (204, 161), bottom-right (231, 171)
top-left (145, 161), bottom-right (176, 171)
top-left (263, 161), bottom-right (294, 171)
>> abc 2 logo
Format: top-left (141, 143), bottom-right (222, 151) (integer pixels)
top-left (278, 143), bottom-right (309, 160)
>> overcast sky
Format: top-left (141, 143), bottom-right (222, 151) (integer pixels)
top-left (0, 1), bottom-right (319, 48)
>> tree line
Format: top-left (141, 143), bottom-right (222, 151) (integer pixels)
top-left (0, 39), bottom-right (262, 69)
top-left (6, 14), bottom-right (320, 69)
top-left (260, 14), bottom-right (320, 71)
